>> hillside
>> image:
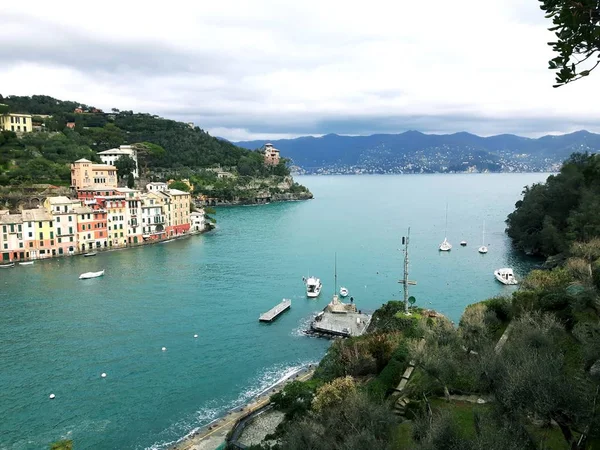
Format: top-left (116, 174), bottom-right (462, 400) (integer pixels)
top-left (234, 130), bottom-right (600, 173)
top-left (0, 94), bottom-right (292, 187)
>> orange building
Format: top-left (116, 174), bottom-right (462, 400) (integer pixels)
top-left (71, 158), bottom-right (117, 191)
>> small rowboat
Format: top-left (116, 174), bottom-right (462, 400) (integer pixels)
top-left (79, 270), bottom-right (105, 280)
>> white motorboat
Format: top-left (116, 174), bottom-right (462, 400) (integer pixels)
top-left (79, 270), bottom-right (105, 280)
top-left (19, 261), bottom-right (34, 266)
top-left (460, 241), bottom-right (467, 246)
top-left (84, 252), bottom-right (97, 257)
top-left (339, 287), bottom-right (349, 297)
top-left (494, 268), bottom-right (518, 285)
top-left (478, 220), bottom-right (488, 254)
top-left (305, 276), bottom-right (322, 298)
top-left (0, 262), bottom-right (15, 268)
top-left (439, 202), bottom-right (452, 251)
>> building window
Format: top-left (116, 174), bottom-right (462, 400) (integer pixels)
top-left (10, 117), bottom-right (14, 123)
top-left (29, 242), bottom-right (33, 248)
top-left (19, 242), bottom-right (23, 248)
top-left (58, 237), bottom-right (62, 243)
top-left (28, 232), bottom-right (32, 238)
top-left (11, 126), bottom-right (14, 131)
top-left (56, 217), bottom-right (60, 222)
top-left (50, 240), bottom-right (54, 246)
top-left (39, 232), bottom-right (43, 240)
top-left (69, 216), bottom-right (73, 222)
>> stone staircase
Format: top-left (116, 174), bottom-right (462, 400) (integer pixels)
top-left (392, 339), bottom-right (424, 417)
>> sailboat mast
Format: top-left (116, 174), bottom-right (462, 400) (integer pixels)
top-left (482, 220), bottom-right (485, 245)
top-left (444, 202), bottom-right (448, 238)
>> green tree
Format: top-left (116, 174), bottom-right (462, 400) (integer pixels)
top-left (540, 0), bottom-right (600, 86)
top-left (168, 180), bottom-right (190, 192)
top-left (127, 172), bottom-right (135, 188)
top-left (114, 155), bottom-right (137, 180)
top-left (0, 103), bottom-right (9, 114)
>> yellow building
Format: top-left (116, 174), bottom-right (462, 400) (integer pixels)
top-left (157, 189), bottom-right (191, 236)
top-left (71, 159), bottom-right (118, 191)
top-left (0, 113), bottom-right (33, 133)
top-left (22, 208), bottom-right (55, 259)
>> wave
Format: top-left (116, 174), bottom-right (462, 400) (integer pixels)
top-left (144, 360), bottom-right (316, 450)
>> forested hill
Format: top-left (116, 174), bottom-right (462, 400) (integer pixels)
top-left (0, 94), bottom-right (286, 185)
top-left (234, 130), bottom-right (600, 173)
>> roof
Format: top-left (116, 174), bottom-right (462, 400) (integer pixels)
top-left (0, 214), bottom-right (23, 224)
top-left (190, 211), bottom-right (204, 217)
top-left (0, 210), bottom-right (9, 216)
top-left (147, 182), bottom-right (167, 186)
top-left (98, 145), bottom-right (135, 155)
top-left (90, 163), bottom-right (116, 170)
top-left (22, 209), bottom-right (53, 221)
top-left (74, 158), bottom-right (92, 163)
top-left (74, 206), bottom-right (93, 214)
top-left (46, 196), bottom-right (77, 204)
top-left (115, 188), bottom-right (140, 193)
top-left (167, 189), bottom-right (190, 196)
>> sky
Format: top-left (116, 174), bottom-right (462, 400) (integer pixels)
top-left (1, 0), bottom-right (599, 141)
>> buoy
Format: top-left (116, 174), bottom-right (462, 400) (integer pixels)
top-left (49, 394), bottom-right (55, 399)
top-left (162, 347), bottom-right (167, 351)
top-left (194, 334), bottom-right (198, 338)
top-left (101, 373), bottom-right (107, 378)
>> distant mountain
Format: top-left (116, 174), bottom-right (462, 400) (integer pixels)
top-left (234, 130), bottom-right (600, 174)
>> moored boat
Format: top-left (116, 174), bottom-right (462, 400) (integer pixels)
top-left (460, 241), bottom-right (467, 246)
top-left (19, 261), bottom-right (34, 266)
top-left (84, 252), bottom-right (97, 257)
top-left (494, 268), bottom-right (518, 285)
top-left (79, 270), bottom-right (105, 280)
top-left (0, 262), bottom-right (15, 268)
top-left (339, 286), bottom-right (349, 297)
top-left (478, 221), bottom-right (488, 254)
top-left (439, 202), bottom-right (452, 251)
top-left (305, 276), bottom-right (322, 298)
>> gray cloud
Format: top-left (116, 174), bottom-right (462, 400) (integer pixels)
top-left (1, 1), bottom-right (599, 141)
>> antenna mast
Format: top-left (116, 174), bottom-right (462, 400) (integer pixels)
top-left (334, 252), bottom-right (337, 295)
top-left (398, 227), bottom-right (417, 314)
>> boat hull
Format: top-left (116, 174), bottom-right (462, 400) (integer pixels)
top-left (0, 263), bottom-right (15, 268)
top-left (79, 270), bottom-right (105, 280)
top-left (494, 270), bottom-right (518, 285)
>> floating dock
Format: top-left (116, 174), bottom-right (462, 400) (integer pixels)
top-left (259, 299), bottom-right (291, 322)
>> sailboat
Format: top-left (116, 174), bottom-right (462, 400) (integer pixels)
top-left (478, 221), bottom-right (488, 254)
top-left (439, 202), bottom-right (452, 251)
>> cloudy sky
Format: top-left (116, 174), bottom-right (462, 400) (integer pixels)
top-left (0, 0), bottom-right (598, 140)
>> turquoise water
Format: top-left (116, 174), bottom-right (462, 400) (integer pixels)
top-left (0, 173), bottom-right (548, 450)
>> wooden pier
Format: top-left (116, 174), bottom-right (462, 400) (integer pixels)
top-left (259, 299), bottom-right (291, 322)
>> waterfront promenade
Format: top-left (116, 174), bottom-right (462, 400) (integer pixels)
top-left (172, 366), bottom-right (314, 450)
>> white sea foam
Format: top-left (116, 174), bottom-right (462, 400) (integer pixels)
top-left (145, 361), bottom-right (316, 450)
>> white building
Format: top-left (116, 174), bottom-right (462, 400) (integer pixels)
top-left (98, 145), bottom-right (139, 178)
top-left (190, 210), bottom-right (205, 232)
top-left (146, 182), bottom-right (168, 192)
top-left (141, 193), bottom-right (166, 239)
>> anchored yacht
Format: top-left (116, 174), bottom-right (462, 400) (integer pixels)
top-left (305, 276), bottom-right (322, 298)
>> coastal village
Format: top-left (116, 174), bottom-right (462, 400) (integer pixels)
top-left (0, 111), bottom-right (285, 263)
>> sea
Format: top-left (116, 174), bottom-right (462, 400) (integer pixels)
top-left (0, 173), bottom-right (548, 450)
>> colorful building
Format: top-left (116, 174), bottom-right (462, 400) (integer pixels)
top-left (71, 159), bottom-right (117, 191)
top-left (98, 145), bottom-right (139, 178)
top-left (159, 189), bottom-right (191, 236)
top-left (44, 197), bottom-right (80, 257)
top-left (263, 143), bottom-right (280, 166)
top-left (117, 188), bottom-right (143, 244)
top-left (0, 213), bottom-right (25, 262)
top-left (0, 113), bottom-right (33, 133)
top-left (21, 208), bottom-right (55, 260)
top-left (141, 193), bottom-right (166, 240)
top-left (105, 194), bottom-right (128, 248)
